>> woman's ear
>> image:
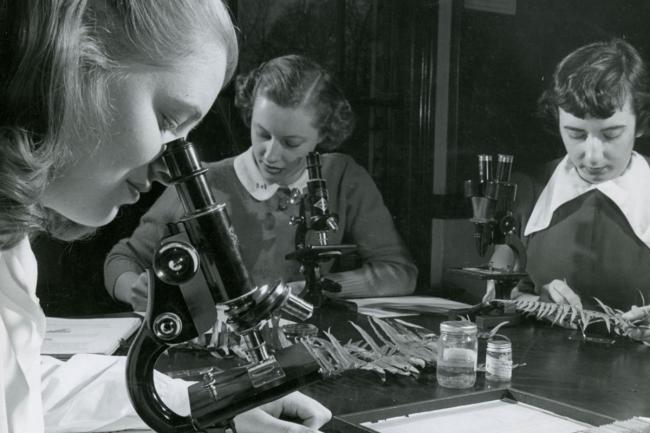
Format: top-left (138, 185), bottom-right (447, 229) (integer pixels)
top-left (636, 115), bottom-right (650, 137)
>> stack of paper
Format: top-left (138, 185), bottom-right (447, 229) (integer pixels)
top-left (42, 316), bottom-right (142, 356)
top-left (349, 296), bottom-right (472, 318)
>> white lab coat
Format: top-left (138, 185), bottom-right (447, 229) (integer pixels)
top-left (0, 237), bottom-right (190, 433)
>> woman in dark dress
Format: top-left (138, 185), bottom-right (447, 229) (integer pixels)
top-left (491, 39), bottom-right (650, 341)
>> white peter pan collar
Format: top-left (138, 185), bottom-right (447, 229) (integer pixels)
top-left (525, 151), bottom-right (650, 248)
top-left (234, 147), bottom-right (308, 201)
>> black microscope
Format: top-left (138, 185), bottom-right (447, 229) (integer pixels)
top-left (450, 154), bottom-right (527, 328)
top-left (125, 140), bottom-right (337, 432)
top-left (285, 152), bottom-right (356, 308)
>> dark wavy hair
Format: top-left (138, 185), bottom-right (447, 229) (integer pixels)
top-left (234, 54), bottom-right (355, 150)
top-left (538, 39), bottom-right (650, 136)
top-left (0, 0), bottom-right (238, 250)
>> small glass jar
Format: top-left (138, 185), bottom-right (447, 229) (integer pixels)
top-left (437, 321), bottom-right (478, 389)
top-left (485, 337), bottom-right (512, 382)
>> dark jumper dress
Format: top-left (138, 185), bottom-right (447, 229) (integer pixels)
top-left (514, 158), bottom-right (650, 310)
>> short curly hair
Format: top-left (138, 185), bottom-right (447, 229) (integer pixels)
top-left (538, 38), bottom-right (650, 136)
top-left (234, 54), bottom-right (355, 151)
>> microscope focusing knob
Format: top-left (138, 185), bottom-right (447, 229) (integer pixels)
top-left (153, 241), bottom-right (200, 285)
top-left (319, 278), bottom-right (342, 293)
top-left (153, 312), bottom-right (183, 341)
top-left (325, 216), bottom-right (339, 232)
top-left (499, 214), bottom-right (518, 235)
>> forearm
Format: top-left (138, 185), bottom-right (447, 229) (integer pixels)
top-left (111, 271), bottom-right (142, 304)
top-left (104, 246), bottom-right (147, 300)
top-left (510, 286), bottom-right (539, 302)
top-left (104, 186), bottom-right (180, 299)
top-left (507, 272), bottom-right (539, 301)
top-left (326, 261), bottom-right (417, 298)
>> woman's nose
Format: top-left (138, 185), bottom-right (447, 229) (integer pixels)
top-left (264, 138), bottom-right (282, 162)
top-left (584, 136), bottom-right (604, 165)
top-left (149, 157), bottom-right (171, 186)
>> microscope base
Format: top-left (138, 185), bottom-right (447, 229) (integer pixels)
top-left (476, 311), bottom-right (520, 331)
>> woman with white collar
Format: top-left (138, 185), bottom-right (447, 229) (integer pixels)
top-left (105, 54), bottom-right (418, 311)
top-left (1, 3), bottom-right (331, 432)
top-left (491, 39), bottom-right (650, 339)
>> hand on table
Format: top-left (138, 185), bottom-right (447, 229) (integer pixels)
top-left (482, 279), bottom-right (496, 303)
top-left (233, 391), bottom-right (332, 433)
top-left (288, 280), bottom-right (307, 297)
top-left (537, 279), bottom-right (582, 329)
top-left (621, 305), bottom-right (650, 344)
top-left (539, 279), bottom-right (582, 309)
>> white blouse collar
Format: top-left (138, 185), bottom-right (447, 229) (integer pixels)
top-left (233, 147), bottom-right (308, 201)
top-left (525, 151), bottom-right (650, 248)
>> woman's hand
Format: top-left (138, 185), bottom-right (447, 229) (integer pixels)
top-left (539, 279), bottom-right (582, 309)
top-left (114, 271), bottom-right (149, 311)
top-left (233, 392), bottom-right (332, 433)
top-left (621, 305), bottom-right (650, 344)
top-left (288, 280), bottom-right (307, 297)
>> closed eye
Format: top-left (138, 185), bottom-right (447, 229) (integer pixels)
top-left (602, 127), bottom-right (625, 140)
top-left (255, 126), bottom-right (271, 140)
top-left (566, 129), bottom-right (586, 140)
top-left (284, 138), bottom-right (306, 148)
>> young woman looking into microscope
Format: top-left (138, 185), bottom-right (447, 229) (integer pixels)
top-left (0, 1), bottom-right (330, 431)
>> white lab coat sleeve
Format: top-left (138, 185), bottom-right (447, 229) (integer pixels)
top-left (41, 354), bottom-right (191, 433)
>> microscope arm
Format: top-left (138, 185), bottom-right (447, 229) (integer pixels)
top-left (504, 231), bottom-right (527, 273)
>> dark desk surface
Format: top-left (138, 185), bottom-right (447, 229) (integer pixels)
top-left (295, 306), bottom-right (649, 422)
top-left (154, 304), bottom-right (649, 427)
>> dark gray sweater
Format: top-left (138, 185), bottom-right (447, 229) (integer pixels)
top-left (104, 153), bottom-right (417, 299)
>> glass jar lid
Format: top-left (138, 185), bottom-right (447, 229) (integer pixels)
top-left (440, 320), bottom-right (477, 334)
top-left (487, 339), bottom-right (511, 352)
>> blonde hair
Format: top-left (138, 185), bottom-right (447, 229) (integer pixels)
top-left (0, 0), bottom-right (238, 249)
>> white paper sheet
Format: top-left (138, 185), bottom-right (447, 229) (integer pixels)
top-left (576, 417), bottom-right (650, 433)
top-left (362, 399), bottom-right (591, 433)
top-left (42, 316), bottom-right (141, 355)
